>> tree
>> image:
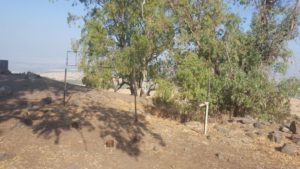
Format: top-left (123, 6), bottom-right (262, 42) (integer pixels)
top-left (70, 0), bottom-right (174, 96)
top-left (154, 0), bottom-right (300, 121)
top-left (65, 0), bottom-right (300, 121)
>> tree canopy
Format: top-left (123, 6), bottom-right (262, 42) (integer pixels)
top-left (67, 0), bottom-right (300, 121)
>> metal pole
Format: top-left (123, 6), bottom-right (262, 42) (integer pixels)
top-left (63, 52), bottom-right (69, 106)
top-left (133, 58), bottom-right (138, 123)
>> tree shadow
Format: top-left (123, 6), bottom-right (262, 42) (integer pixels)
top-left (31, 107), bottom-right (96, 145)
top-left (0, 73), bottom-right (165, 157)
top-left (88, 106), bottom-right (166, 156)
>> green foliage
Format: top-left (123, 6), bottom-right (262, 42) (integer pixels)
top-left (155, 78), bottom-right (176, 103)
top-left (154, 0), bottom-right (299, 121)
top-left (216, 64), bottom-right (290, 121)
top-left (65, 0), bottom-right (300, 122)
top-left (73, 0), bottom-right (174, 94)
top-left (175, 53), bottom-right (211, 108)
top-left (80, 58), bottom-right (113, 89)
top-left (278, 78), bottom-right (300, 97)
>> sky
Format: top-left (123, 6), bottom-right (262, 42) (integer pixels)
top-left (0, 0), bottom-right (84, 73)
top-left (0, 1), bottom-right (299, 78)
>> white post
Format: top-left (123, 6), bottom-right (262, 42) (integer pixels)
top-left (204, 102), bottom-right (209, 135)
top-left (199, 102), bottom-right (209, 135)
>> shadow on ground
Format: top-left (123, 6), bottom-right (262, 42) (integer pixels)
top-left (0, 74), bottom-right (165, 157)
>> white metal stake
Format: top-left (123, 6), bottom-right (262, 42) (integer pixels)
top-left (204, 102), bottom-right (209, 135)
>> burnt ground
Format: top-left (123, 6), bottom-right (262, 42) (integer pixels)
top-left (0, 74), bottom-right (299, 169)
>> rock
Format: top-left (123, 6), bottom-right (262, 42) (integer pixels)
top-left (104, 135), bottom-right (115, 148)
top-left (268, 131), bottom-right (282, 143)
top-left (239, 117), bottom-right (255, 124)
top-left (130, 134), bottom-right (141, 144)
top-left (206, 135), bottom-right (211, 140)
top-left (0, 86), bottom-right (12, 96)
top-left (253, 122), bottom-right (264, 129)
top-left (41, 97), bottom-right (52, 105)
top-left (228, 119), bottom-right (235, 123)
top-left (255, 131), bottom-right (264, 136)
top-left (71, 121), bottom-right (81, 129)
top-left (290, 121), bottom-right (299, 134)
top-left (291, 134), bottom-right (300, 145)
top-left (31, 105), bottom-right (40, 110)
top-left (21, 117), bottom-right (33, 126)
top-left (105, 140), bottom-right (114, 148)
top-left (279, 126), bottom-right (291, 133)
top-left (280, 143), bottom-right (298, 155)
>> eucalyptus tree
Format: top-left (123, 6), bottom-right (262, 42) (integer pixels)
top-left (158, 0), bottom-right (300, 120)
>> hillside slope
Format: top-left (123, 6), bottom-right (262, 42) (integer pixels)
top-left (0, 74), bottom-right (299, 169)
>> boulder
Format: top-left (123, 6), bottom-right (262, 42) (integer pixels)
top-left (0, 86), bottom-right (12, 96)
top-left (279, 126), bottom-right (291, 133)
top-left (280, 143), bottom-right (298, 155)
top-left (268, 131), bottom-right (282, 143)
top-left (290, 121), bottom-right (299, 134)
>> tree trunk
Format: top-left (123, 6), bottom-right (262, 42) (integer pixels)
top-left (140, 69), bottom-right (148, 97)
top-left (146, 83), bottom-right (156, 96)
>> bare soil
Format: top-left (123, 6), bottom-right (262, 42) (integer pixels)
top-left (0, 74), bottom-right (299, 169)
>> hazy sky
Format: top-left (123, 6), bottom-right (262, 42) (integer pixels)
top-left (0, 1), bottom-right (299, 78)
top-left (0, 0), bottom-right (83, 73)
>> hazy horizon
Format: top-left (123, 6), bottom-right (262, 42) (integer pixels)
top-left (0, 1), bottom-right (299, 79)
top-left (0, 0), bottom-right (83, 73)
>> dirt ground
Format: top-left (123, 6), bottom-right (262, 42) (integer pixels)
top-left (0, 74), bottom-right (300, 169)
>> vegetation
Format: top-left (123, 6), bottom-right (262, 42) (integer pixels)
top-left (68, 0), bottom-right (300, 121)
